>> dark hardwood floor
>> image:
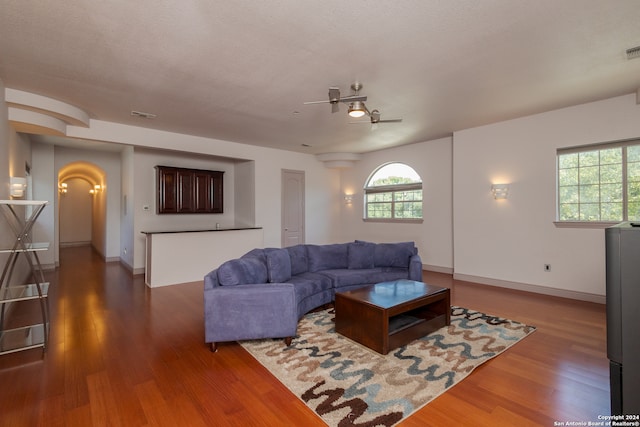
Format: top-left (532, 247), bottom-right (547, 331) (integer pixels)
top-left (0, 246), bottom-right (609, 426)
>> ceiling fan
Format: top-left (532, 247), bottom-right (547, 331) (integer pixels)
top-left (350, 109), bottom-right (403, 130)
top-left (303, 82), bottom-right (368, 114)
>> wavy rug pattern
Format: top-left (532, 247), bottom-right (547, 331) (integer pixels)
top-left (240, 306), bottom-right (535, 426)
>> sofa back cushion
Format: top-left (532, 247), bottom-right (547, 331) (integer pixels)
top-left (374, 242), bottom-right (417, 268)
top-left (241, 248), bottom-right (266, 263)
top-left (217, 257), bottom-right (268, 286)
top-left (307, 243), bottom-right (349, 272)
top-left (286, 244), bottom-right (309, 275)
top-left (347, 241), bottom-right (375, 269)
top-left (265, 248), bottom-right (292, 283)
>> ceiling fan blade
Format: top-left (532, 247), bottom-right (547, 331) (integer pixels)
top-left (379, 118), bottom-right (403, 123)
top-left (303, 100), bottom-right (331, 105)
top-left (328, 87), bottom-right (340, 103)
top-left (338, 94), bottom-right (367, 103)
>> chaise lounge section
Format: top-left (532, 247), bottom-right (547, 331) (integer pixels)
top-left (204, 240), bottom-right (422, 351)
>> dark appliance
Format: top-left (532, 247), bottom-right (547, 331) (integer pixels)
top-left (606, 222), bottom-right (640, 415)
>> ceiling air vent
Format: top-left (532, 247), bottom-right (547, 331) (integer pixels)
top-left (626, 46), bottom-right (640, 60)
top-left (131, 110), bottom-right (157, 119)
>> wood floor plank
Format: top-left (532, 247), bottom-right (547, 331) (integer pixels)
top-left (86, 371), bottom-right (123, 427)
top-left (0, 246), bottom-right (610, 426)
top-left (36, 394), bottom-right (65, 427)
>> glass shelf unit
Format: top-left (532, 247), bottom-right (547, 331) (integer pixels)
top-left (0, 323), bottom-right (46, 355)
top-left (0, 200), bottom-right (50, 356)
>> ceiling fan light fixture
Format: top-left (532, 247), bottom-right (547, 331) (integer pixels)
top-left (348, 101), bottom-right (366, 118)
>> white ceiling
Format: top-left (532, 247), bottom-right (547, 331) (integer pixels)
top-left (2, 1), bottom-right (640, 155)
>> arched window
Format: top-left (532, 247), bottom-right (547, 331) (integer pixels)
top-left (364, 163), bottom-right (423, 221)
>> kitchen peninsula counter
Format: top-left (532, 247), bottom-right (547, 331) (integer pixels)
top-left (142, 227), bottom-right (263, 287)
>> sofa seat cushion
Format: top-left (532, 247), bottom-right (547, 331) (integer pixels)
top-left (288, 272), bottom-right (333, 300)
top-left (217, 257), bottom-right (268, 286)
top-left (319, 268), bottom-right (410, 290)
top-left (288, 272), bottom-right (334, 318)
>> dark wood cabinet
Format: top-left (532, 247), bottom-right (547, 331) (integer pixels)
top-left (156, 166), bottom-right (223, 214)
top-left (158, 167), bottom-right (178, 213)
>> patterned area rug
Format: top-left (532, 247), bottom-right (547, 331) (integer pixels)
top-left (240, 307), bottom-right (535, 427)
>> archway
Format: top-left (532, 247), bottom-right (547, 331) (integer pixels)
top-left (57, 161), bottom-right (107, 260)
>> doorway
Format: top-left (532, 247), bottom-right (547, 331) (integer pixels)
top-left (57, 161), bottom-right (107, 260)
top-left (281, 169), bottom-right (305, 247)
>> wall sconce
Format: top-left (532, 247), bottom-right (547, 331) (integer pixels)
top-left (344, 194), bottom-right (354, 204)
top-left (58, 182), bottom-right (68, 194)
top-left (491, 184), bottom-right (509, 200)
top-left (90, 184), bottom-right (102, 195)
top-left (10, 177), bottom-right (27, 198)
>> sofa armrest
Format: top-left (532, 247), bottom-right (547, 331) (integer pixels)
top-left (204, 283), bottom-right (298, 344)
top-left (409, 254), bottom-right (423, 281)
top-left (204, 269), bottom-right (219, 290)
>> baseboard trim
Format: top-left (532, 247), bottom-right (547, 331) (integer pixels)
top-left (60, 241), bottom-right (91, 248)
top-left (42, 263), bottom-right (56, 271)
top-left (453, 273), bottom-right (605, 304)
top-left (119, 259), bottom-right (133, 273)
top-left (117, 259), bottom-right (144, 276)
top-left (422, 264), bottom-right (454, 274)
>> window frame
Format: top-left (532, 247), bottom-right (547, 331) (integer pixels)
top-left (555, 138), bottom-right (640, 228)
top-left (363, 163), bottom-right (424, 223)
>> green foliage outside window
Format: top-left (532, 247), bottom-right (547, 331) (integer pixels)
top-left (558, 142), bottom-right (640, 222)
top-left (365, 164), bottom-right (423, 220)
top-left (370, 176), bottom-right (417, 186)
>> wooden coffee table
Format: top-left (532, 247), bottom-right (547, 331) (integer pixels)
top-left (334, 279), bottom-right (450, 355)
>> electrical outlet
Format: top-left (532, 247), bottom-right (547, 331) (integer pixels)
top-left (544, 264), bottom-right (551, 272)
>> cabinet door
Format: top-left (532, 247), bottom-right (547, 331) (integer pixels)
top-left (157, 166), bottom-right (223, 214)
top-left (177, 169), bottom-right (195, 213)
top-left (193, 171), bottom-right (213, 213)
top-left (158, 167), bottom-right (178, 213)
top-left (211, 171), bottom-right (224, 214)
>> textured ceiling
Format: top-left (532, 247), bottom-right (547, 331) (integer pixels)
top-left (2, 0), bottom-right (640, 154)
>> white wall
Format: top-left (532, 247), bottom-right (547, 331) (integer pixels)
top-left (453, 94), bottom-right (640, 300)
top-left (338, 137), bottom-right (454, 271)
top-left (120, 146), bottom-right (135, 269)
top-left (30, 142), bottom-right (56, 268)
top-left (234, 160), bottom-right (255, 227)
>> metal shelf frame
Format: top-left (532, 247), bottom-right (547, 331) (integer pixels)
top-left (0, 200), bottom-right (50, 355)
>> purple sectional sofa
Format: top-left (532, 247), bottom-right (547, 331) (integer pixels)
top-left (204, 241), bottom-right (422, 352)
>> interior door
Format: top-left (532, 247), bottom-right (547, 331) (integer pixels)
top-left (282, 169), bottom-right (305, 247)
